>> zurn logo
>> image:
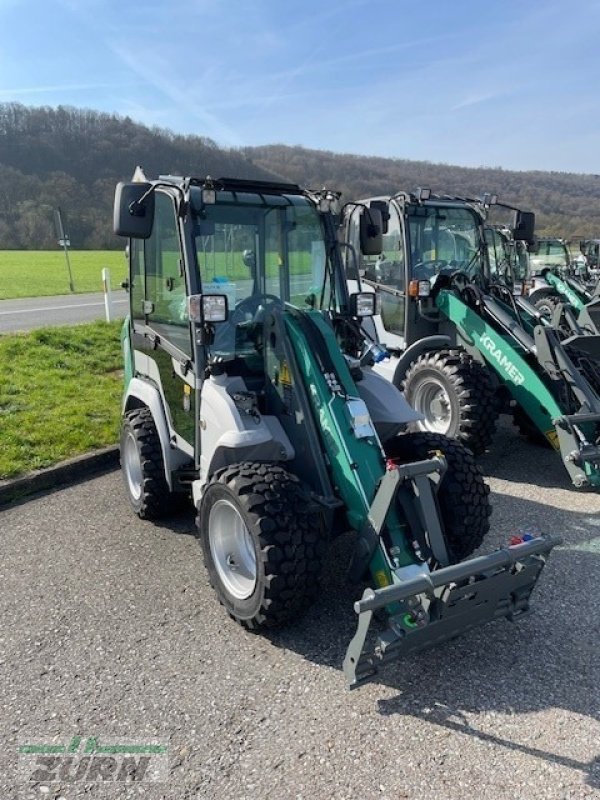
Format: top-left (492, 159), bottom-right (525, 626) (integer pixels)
top-left (18, 735), bottom-right (168, 785)
top-left (479, 334), bottom-right (525, 386)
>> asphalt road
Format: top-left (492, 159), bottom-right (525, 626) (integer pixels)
top-left (0, 280), bottom-right (316, 333)
top-left (0, 291), bottom-right (128, 333)
top-left (2, 417), bottom-right (600, 799)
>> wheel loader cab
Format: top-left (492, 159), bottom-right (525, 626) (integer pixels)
top-left (189, 186), bottom-right (334, 373)
top-left (529, 239), bottom-right (569, 273)
top-left (116, 175), bottom-right (368, 502)
top-left (342, 194), bottom-right (504, 455)
top-left (344, 195), bottom-right (488, 352)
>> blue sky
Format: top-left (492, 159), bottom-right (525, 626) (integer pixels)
top-left (1, 0), bottom-right (599, 172)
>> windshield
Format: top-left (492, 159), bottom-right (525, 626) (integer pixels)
top-left (485, 228), bottom-right (511, 283)
top-left (191, 190), bottom-right (333, 359)
top-left (530, 240), bottom-right (569, 271)
top-left (486, 228), bottom-right (529, 284)
top-left (407, 204), bottom-right (485, 280)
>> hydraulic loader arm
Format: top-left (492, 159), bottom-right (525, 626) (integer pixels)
top-left (435, 286), bottom-right (600, 488)
top-left (282, 307), bottom-right (559, 687)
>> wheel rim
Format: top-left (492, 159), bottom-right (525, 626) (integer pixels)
top-left (209, 499), bottom-right (257, 600)
top-left (412, 377), bottom-right (453, 434)
top-left (123, 431), bottom-right (143, 501)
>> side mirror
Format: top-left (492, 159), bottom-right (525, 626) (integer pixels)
top-left (188, 293), bottom-right (229, 323)
top-left (359, 208), bottom-right (383, 256)
top-left (369, 200), bottom-right (390, 234)
top-left (113, 182), bottom-right (154, 239)
top-left (349, 291), bottom-right (380, 317)
top-left (513, 210), bottom-right (535, 244)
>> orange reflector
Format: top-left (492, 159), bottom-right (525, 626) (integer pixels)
top-left (408, 280), bottom-right (419, 297)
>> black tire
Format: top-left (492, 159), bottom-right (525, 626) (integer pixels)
top-left (402, 348), bottom-right (498, 455)
top-left (533, 291), bottom-right (561, 318)
top-left (384, 431), bottom-right (491, 562)
top-left (120, 407), bottom-right (172, 519)
top-left (197, 462), bottom-right (324, 629)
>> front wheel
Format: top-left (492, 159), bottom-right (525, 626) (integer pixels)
top-left (402, 348), bottom-right (498, 455)
top-left (384, 431), bottom-right (491, 562)
top-left (197, 463), bottom-right (324, 629)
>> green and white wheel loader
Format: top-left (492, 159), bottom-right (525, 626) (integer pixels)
top-left (485, 220), bottom-right (600, 340)
top-left (342, 191), bottom-right (600, 488)
top-left (114, 172), bottom-right (558, 687)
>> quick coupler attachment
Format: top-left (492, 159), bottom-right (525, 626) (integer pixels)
top-left (343, 534), bottom-right (561, 689)
top-left (554, 413), bottom-right (600, 487)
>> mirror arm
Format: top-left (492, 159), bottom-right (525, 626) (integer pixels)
top-left (128, 181), bottom-right (186, 217)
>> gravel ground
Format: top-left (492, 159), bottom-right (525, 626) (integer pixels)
top-left (1, 416), bottom-right (600, 800)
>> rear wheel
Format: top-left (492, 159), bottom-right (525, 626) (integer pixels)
top-left (384, 431), bottom-right (491, 562)
top-left (402, 348), bottom-right (498, 455)
top-left (197, 463), bottom-right (324, 629)
top-left (120, 407), bottom-right (173, 519)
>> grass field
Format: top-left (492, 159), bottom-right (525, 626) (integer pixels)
top-left (0, 249), bottom-right (318, 300)
top-left (0, 321), bottom-right (122, 479)
top-left (0, 250), bottom-right (128, 299)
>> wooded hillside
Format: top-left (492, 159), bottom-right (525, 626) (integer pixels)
top-left (245, 145), bottom-right (600, 239)
top-left (1, 103), bottom-right (598, 249)
top-left (0, 104), bottom-right (275, 249)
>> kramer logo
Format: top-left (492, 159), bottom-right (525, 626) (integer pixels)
top-left (479, 334), bottom-right (525, 386)
top-left (564, 287), bottom-right (582, 307)
top-left (18, 735), bottom-right (168, 784)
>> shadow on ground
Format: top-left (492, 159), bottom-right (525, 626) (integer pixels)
top-left (264, 489), bottom-right (600, 790)
top-left (479, 413), bottom-right (599, 491)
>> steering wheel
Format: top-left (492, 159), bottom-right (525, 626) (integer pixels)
top-left (412, 259), bottom-right (447, 279)
top-left (445, 270), bottom-right (483, 309)
top-left (448, 269), bottom-right (472, 289)
top-left (230, 293), bottom-right (283, 324)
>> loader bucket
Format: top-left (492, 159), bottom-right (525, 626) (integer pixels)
top-left (343, 534), bottom-right (561, 688)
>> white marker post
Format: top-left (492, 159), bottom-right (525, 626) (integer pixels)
top-left (102, 268), bottom-right (113, 322)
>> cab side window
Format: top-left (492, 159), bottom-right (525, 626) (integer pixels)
top-left (362, 206), bottom-right (406, 292)
top-left (362, 205), bottom-right (406, 336)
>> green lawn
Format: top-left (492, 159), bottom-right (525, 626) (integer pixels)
top-left (0, 321), bottom-right (123, 479)
top-left (0, 250), bottom-right (128, 299)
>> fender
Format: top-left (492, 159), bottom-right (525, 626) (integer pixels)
top-left (357, 368), bottom-right (424, 440)
top-left (389, 335), bottom-right (453, 387)
top-left (194, 375), bottom-right (295, 504)
top-left (123, 377), bottom-right (190, 489)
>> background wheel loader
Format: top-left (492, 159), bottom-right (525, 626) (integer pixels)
top-left (486, 218), bottom-right (600, 337)
top-left (113, 171), bottom-right (557, 687)
top-left (342, 191), bottom-right (600, 488)
top-left (525, 237), bottom-right (597, 318)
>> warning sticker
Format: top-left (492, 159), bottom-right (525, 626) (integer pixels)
top-left (279, 360), bottom-right (293, 386)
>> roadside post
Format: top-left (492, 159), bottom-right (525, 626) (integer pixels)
top-left (102, 268), bottom-right (113, 322)
top-left (54, 208), bottom-right (75, 293)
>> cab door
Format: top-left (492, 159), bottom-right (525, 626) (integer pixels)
top-left (131, 190), bottom-right (196, 453)
top-left (359, 202), bottom-right (408, 349)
